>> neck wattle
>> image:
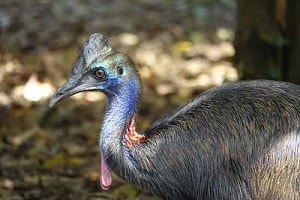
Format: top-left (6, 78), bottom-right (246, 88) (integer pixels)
top-left (125, 117), bottom-right (146, 148)
top-left (99, 80), bottom-right (144, 190)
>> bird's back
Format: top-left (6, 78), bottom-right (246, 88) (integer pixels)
top-left (145, 80), bottom-right (300, 135)
top-left (132, 80), bottom-right (300, 200)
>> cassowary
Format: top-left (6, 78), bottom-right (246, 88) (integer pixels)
top-left (49, 33), bottom-right (300, 200)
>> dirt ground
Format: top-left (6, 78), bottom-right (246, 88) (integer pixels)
top-left (0, 0), bottom-right (236, 199)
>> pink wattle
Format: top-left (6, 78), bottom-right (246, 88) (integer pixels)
top-left (100, 151), bottom-right (112, 190)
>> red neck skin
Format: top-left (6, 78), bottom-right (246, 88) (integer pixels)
top-left (125, 118), bottom-right (146, 148)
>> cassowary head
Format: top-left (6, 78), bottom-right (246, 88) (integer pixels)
top-left (48, 33), bottom-right (143, 190)
top-left (49, 33), bottom-right (140, 107)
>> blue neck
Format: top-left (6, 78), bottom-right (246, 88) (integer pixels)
top-left (100, 79), bottom-right (140, 164)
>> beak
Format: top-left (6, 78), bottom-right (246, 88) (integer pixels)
top-left (48, 54), bottom-right (96, 108)
top-left (48, 79), bottom-right (97, 108)
top-left (48, 81), bottom-right (76, 108)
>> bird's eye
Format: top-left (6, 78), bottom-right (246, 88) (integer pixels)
top-left (94, 69), bottom-right (106, 79)
top-left (116, 65), bottom-right (124, 75)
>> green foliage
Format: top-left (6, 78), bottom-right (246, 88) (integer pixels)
top-left (236, 61), bottom-right (282, 81)
top-left (236, 62), bottom-right (246, 79)
top-left (43, 153), bottom-right (83, 169)
top-left (189, 31), bottom-right (207, 43)
top-left (113, 184), bottom-right (139, 199)
top-left (266, 65), bottom-right (282, 80)
top-left (271, 35), bottom-right (289, 47)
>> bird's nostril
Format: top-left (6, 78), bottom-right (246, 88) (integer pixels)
top-left (57, 92), bottom-right (64, 96)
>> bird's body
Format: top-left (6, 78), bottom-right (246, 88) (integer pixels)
top-left (106, 79), bottom-right (300, 200)
top-left (49, 34), bottom-right (300, 200)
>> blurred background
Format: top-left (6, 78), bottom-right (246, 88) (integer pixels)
top-left (0, 0), bottom-right (299, 199)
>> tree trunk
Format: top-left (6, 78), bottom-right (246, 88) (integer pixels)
top-left (234, 0), bottom-right (300, 84)
top-left (285, 0), bottom-right (300, 84)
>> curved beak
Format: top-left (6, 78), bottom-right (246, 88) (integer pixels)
top-left (48, 82), bottom-right (69, 108)
top-left (48, 79), bottom-right (97, 108)
top-left (48, 55), bottom-right (96, 108)
top-left (48, 81), bottom-right (77, 108)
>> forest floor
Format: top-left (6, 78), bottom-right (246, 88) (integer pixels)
top-left (0, 0), bottom-right (236, 199)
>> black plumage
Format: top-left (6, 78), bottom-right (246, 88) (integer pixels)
top-left (49, 33), bottom-right (300, 200)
